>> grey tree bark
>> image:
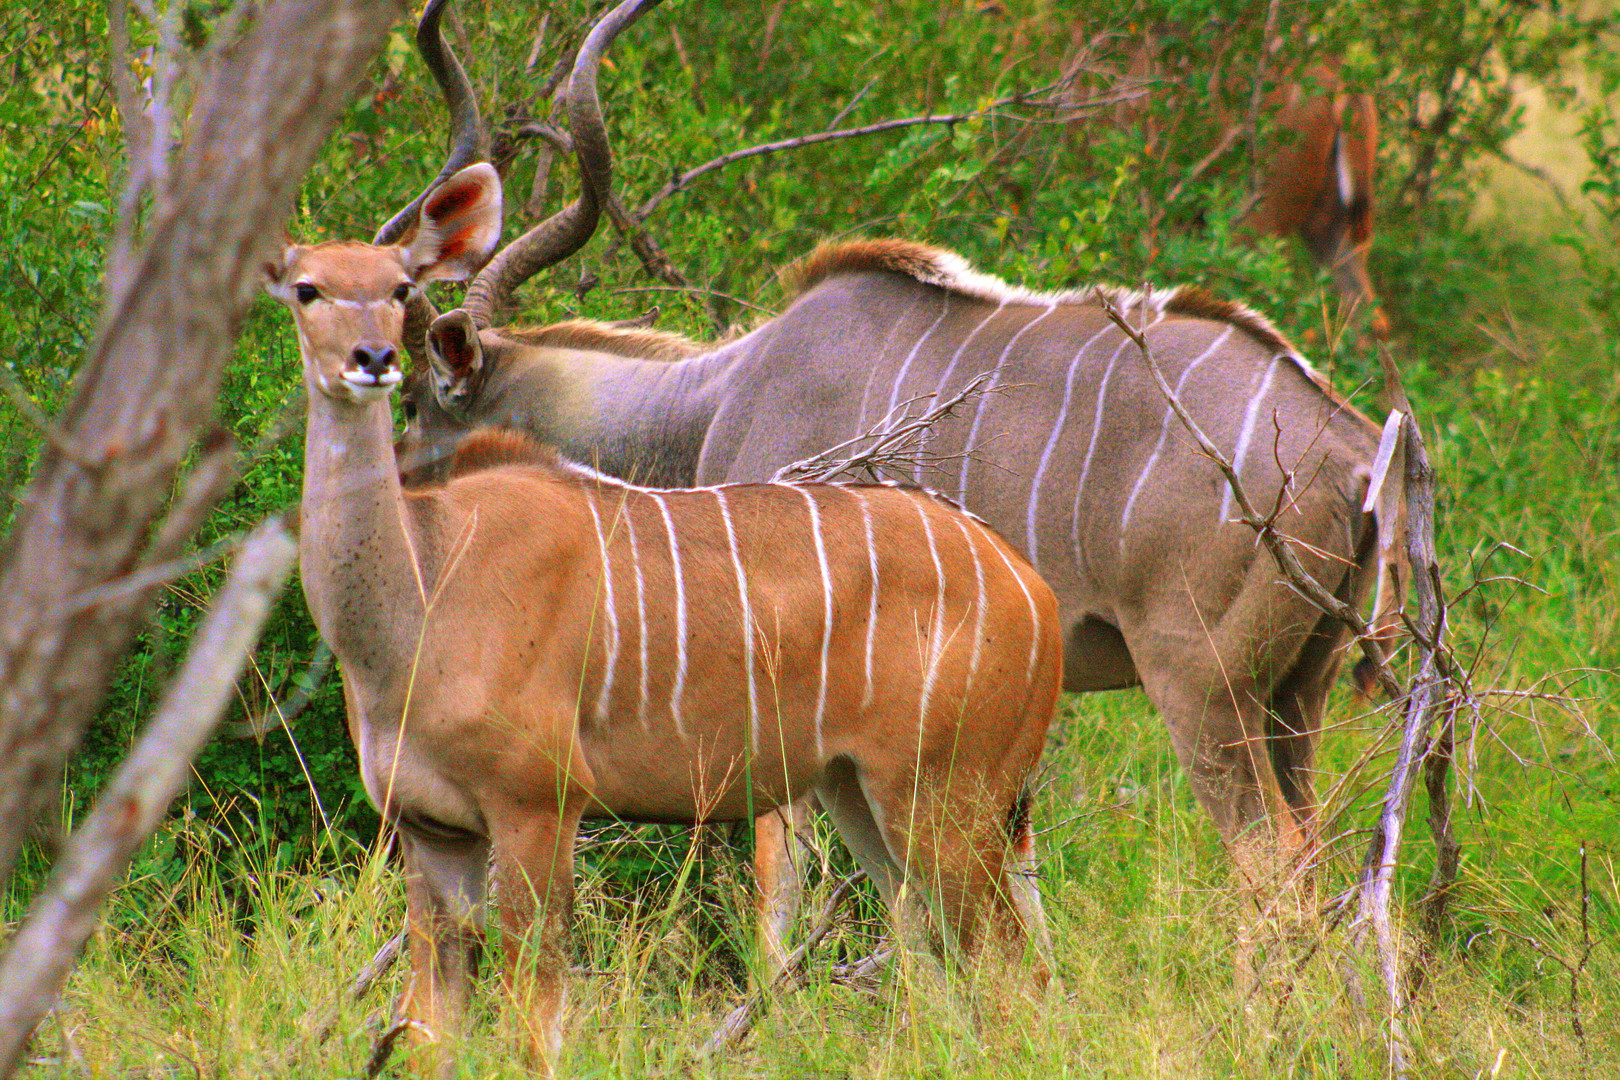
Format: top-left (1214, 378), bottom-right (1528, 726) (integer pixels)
top-left (0, 0), bottom-right (405, 896)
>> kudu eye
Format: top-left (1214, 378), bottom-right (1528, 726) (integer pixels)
top-left (392, 283), bottom-right (412, 303)
top-left (294, 282), bottom-right (319, 305)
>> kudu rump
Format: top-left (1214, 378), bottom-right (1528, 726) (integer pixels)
top-left (392, 0), bottom-right (1399, 908)
top-left (268, 0), bottom-right (1061, 1067)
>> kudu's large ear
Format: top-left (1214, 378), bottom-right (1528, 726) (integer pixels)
top-left (261, 244), bottom-right (304, 302)
top-left (404, 162), bottom-right (503, 284)
top-left (426, 308), bottom-right (483, 408)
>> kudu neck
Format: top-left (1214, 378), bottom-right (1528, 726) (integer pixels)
top-left (300, 391), bottom-right (429, 663)
top-left (487, 344), bottom-right (726, 488)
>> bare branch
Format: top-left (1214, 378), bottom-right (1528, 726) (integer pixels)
top-left (698, 871), bottom-right (868, 1057)
top-left (267, 930), bottom-right (403, 1072)
top-left (1100, 297), bottom-right (1401, 696)
top-left (222, 643), bottom-right (334, 741)
top-left (625, 76), bottom-right (1106, 231)
top-left (774, 372), bottom-right (1001, 485)
top-left (0, 517), bottom-right (298, 1076)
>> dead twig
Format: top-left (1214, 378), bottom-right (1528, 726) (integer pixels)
top-left (268, 931), bottom-right (404, 1072)
top-left (362, 1016), bottom-right (425, 1079)
top-left (773, 372), bottom-right (1001, 485)
top-left (222, 643), bottom-right (334, 741)
top-left (698, 871), bottom-right (868, 1057)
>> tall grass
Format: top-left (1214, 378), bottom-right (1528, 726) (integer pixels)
top-left (20, 676), bottom-right (1616, 1077)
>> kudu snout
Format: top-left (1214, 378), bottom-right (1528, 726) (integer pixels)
top-left (351, 341), bottom-right (398, 380)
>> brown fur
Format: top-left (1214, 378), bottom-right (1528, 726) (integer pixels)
top-left (785, 238), bottom-right (962, 295)
top-left (448, 427), bottom-right (557, 477)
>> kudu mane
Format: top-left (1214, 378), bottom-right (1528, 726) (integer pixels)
top-left (501, 318), bottom-right (705, 360)
top-left (786, 238), bottom-right (1332, 389)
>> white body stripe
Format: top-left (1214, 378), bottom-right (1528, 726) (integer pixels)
top-left (714, 489), bottom-right (759, 753)
top-left (1069, 313), bottom-right (1167, 569)
top-left (1022, 323), bottom-right (1118, 569)
top-left (885, 293), bottom-right (953, 415)
top-left (650, 493), bottom-right (688, 736)
top-left (913, 498), bottom-right (948, 727)
top-left (1334, 131), bottom-right (1356, 207)
top-left (1220, 358), bottom-right (1282, 523)
top-left (585, 498), bottom-right (619, 724)
top-left (856, 491), bottom-right (879, 710)
top-left (914, 300), bottom-right (1008, 481)
top-left (957, 300), bottom-right (1060, 498)
top-left (950, 515), bottom-right (987, 687)
top-left (1118, 326), bottom-right (1234, 543)
top-left (800, 488), bottom-right (833, 756)
top-left (984, 531), bottom-right (1043, 685)
top-left (623, 500), bottom-right (650, 728)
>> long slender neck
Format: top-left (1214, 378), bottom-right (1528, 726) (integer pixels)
top-left (488, 344), bottom-right (736, 488)
top-left (301, 390), bottom-right (429, 670)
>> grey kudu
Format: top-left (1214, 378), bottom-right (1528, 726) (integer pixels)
top-left (392, 1), bottom-right (1401, 971)
top-left (270, 0), bottom-right (1062, 1069)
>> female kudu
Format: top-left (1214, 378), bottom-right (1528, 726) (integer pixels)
top-left (267, 6), bottom-right (1062, 1068)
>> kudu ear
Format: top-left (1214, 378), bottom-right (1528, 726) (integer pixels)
top-left (403, 162), bottom-right (503, 284)
top-left (427, 308), bottom-right (484, 407)
top-left (262, 244), bottom-right (304, 301)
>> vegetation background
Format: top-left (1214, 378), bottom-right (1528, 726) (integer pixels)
top-left (0, 0), bottom-right (1615, 1075)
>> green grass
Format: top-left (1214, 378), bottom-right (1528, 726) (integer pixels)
top-left (18, 666), bottom-right (1617, 1078)
top-left (9, 12), bottom-right (1620, 1073)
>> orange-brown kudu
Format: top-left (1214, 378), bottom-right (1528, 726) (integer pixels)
top-left (265, 7), bottom-right (1062, 1071)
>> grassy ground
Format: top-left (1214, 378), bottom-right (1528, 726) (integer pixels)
top-left (22, 672), bottom-right (1615, 1078)
top-left (13, 131), bottom-right (1620, 1080)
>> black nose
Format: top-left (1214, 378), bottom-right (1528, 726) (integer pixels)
top-left (352, 343), bottom-right (396, 377)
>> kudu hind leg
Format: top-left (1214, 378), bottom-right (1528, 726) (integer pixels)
top-left (398, 828), bottom-right (490, 1072)
top-left (753, 796), bottom-right (817, 978)
top-left (850, 765), bottom-right (1039, 992)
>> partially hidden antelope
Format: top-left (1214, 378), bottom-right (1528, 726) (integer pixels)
top-left (266, 1), bottom-right (1063, 1069)
top-left (1064, 28), bottom-right (1387, 337)
top-left (388, 0), bottom-right (1402, 929)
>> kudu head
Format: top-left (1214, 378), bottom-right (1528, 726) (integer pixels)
top-left (263, 165), bottom-right (503, 407)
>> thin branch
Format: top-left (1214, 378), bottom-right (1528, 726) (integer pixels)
top-left (221, 643), bottom-right (335, 741)
top-left (773, 372), bottom-right (1002, 485)
top-left (268, 931), bottom-right (403, 1072)
top-left (698, 871), bottom-right (868, 1057)
top-left (627, 77), bottom-right (1098, 231)
top-left (0, 363), bottom-right (99, 470)
top-left (0, 517), bottom-right (298, 1075)
top-left (1100, 297), bottom-right (1401, 696)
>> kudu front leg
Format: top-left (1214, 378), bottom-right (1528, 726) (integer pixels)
top-left (489, 804), bottom-right (584, 1077)
top-left (398, 829), bottom-right (489, 1077)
